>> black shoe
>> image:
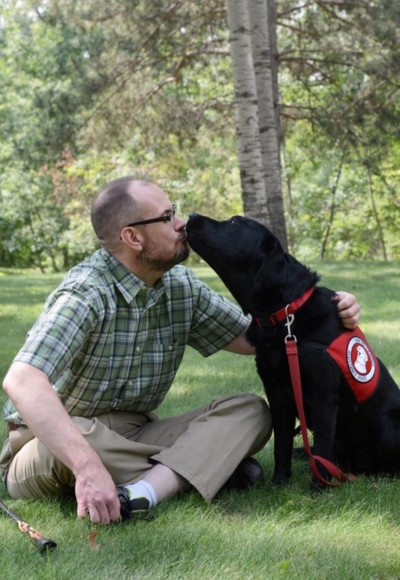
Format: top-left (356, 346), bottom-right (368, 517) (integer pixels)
top-left (117, 487), bottom-right (151, 521)
top-left (223, 457), bottom-right (264, 492)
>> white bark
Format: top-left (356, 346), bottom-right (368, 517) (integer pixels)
top-left (227, 0), bottom-right (269, 225)
top-left (249, 0), bottom-right (287, 246)
top-left (227, 0), bottom-right (287, 248)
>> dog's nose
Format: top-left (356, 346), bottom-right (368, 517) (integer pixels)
top-left (186, 214), bottom-right (198, 232)
top-left (187, 213), bottom-right (202, 227)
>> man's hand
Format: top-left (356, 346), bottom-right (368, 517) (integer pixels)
top-left (75, 464), bottom-right (121, 525)
top-left (333, 291), bottom-right (361, 329)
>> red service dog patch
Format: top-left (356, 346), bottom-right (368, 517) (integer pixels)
top-left (327, 327), bottom-right (380, 403)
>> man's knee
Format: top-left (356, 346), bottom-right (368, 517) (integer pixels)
top-left (240, 393), bottom-right (273, 447)
top-left (216, 392), bottom-right (270, 417)
top-left (211, 392), bottom-right (272, 440)
top-left (6, 438), bottom-right (74, 499)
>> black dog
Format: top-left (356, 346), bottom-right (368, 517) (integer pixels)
top-left (186, 213), bottom-right (400, 486)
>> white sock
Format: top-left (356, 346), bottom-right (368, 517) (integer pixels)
top-left (124, 480), bottom-right (158, 508)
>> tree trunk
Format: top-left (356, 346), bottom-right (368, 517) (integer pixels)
top-left (367, 168), bottom-right (387, 261)
top-left (249, 0), bottom-right (287, 247)
top-left (227, 0), bottom-right (287, 249)
top-left (227, 0), bottom-right (269, 226)
top-left (320, 157), bottom-right (344, 261)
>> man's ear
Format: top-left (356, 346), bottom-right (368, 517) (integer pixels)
top-left (120, 227), bottom-right (143, 250)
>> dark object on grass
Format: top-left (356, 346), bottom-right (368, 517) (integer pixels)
top-left (223, 457), bottom-right (264, 491)
top-left (0, 497), bottom-right (57, 555)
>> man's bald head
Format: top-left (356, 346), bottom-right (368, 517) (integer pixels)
top-left (91, 177), bottom-right (152, 249)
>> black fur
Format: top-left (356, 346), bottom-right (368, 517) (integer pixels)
top-left (186, 213), bottom-right (400, 485)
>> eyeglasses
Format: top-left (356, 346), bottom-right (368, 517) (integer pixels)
top-left (124, 204), bottom-right (177, 228)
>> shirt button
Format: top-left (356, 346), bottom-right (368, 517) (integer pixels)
top-left (168, 345), bottom-right (173, 351)
top-left (136, 346), bottom-right (141, 353)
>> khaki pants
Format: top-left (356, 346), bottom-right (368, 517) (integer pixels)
top-left (0, 393), bottom-right (271, 501)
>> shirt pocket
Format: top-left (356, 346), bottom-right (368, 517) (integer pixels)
top-left (139, 339), bottom-right (183, 383)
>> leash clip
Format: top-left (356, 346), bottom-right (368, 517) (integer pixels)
top-left (284, 308), bottom-right (297, 343)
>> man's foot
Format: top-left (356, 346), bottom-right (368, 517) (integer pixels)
top-left (222, 457), bottom-right (264, 492)
top-left (117, 486), bottom-right (151, 521)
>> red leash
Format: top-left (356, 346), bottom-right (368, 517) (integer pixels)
top-left (284, 312), bottom-right (356, 486)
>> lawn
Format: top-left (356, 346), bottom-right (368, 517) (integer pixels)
top-left (0, 262), bottom-right (399, 579)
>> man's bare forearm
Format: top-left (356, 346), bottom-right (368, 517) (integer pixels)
top-left (3, 362), bottom-right (121, 524)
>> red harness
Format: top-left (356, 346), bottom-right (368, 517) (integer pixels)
top-left (327, 326), bottom-right (380, 403)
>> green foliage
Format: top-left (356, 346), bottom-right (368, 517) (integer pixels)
top-left (1, 1), bottom-right (400, 267)
top-left (0, 6), bottom-right (104, 168)
top-left (0, 0), bottom-right (243, 269)
top-left (284, 120), bottom-right (400, 261)
top-left (280, 0), bottom-right (400, 260)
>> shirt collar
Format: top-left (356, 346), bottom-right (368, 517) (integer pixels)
top-left (101, 250), bottom-right (169, 304)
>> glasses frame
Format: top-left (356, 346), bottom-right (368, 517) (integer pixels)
top-left (123, 204), bottom-right (177, 228)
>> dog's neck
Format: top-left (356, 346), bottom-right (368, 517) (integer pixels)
top-left (253, 287), bottom-right (316, 328)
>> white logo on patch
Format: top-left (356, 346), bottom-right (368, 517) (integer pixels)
top-left (347, 337), bottom-right (376, 383)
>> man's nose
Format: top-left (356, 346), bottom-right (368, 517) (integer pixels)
top-left (174, 215), bottom-right (187, 230)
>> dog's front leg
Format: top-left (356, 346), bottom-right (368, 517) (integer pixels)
top-left (267, 382), bottom-right (297, 485)
top-left (310, 395), bottom-right (339, 487)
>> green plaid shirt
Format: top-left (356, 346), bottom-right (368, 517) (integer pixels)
top-left (4, 250), bottom-right (249, 424)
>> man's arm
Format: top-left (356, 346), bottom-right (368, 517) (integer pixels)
top-left (224, 291), bottom-right (361, 355)
top-left (3, 362), bottom-right (121, 525)
top-left (223, 329), bottom-right (255, 355)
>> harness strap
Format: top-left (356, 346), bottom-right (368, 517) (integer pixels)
top-left (285, 339), bottom-right (356, 486)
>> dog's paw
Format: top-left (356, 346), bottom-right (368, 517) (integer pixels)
top-left (272, 471), bottom-right (291, 486)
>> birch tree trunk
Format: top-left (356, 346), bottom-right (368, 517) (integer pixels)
top-left (226, 0), bottom-right (269, 226)
top-left (227, 0), bottom-right (287, 249)
top-left (248, 0), bottom-right (287, 246)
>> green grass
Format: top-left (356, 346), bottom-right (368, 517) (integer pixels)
top-left (0, 262), bottom-right (400, 579)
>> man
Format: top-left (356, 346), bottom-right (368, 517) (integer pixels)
top-left (0, 177), bottom-right (360, 525)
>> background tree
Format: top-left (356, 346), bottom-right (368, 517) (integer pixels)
top-left (227, 0), bottom-right (287, 248)
top-left (279, 0), bottom-right (400, 259)
top-left (1, 0), bottom-right (400, 269)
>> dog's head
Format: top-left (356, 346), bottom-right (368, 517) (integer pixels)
top-left (186, 213), bottom-right (318, 316)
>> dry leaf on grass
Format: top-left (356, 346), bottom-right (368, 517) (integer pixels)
top-left (89, 531), bottom-right (101, 551)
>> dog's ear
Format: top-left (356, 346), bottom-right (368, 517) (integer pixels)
top-left (253, 232), bottom-right (315, 306)
top-left (260, 230), bottom-right (284, 256)
top-left (252, 237), bottom-right (288, 296)
top-left (254, 254), bottom-right (289, 293)
top-left (254, 243), bottom-right (318, 303)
